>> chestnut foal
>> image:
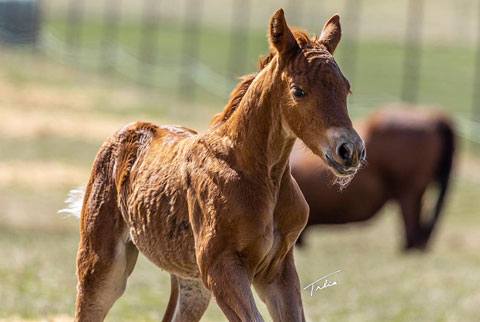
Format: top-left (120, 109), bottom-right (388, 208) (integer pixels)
top-left (71, 9), bottom-right (364, 322)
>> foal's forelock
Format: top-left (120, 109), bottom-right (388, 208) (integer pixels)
top-left (209, 29), bottom-right (329, 127)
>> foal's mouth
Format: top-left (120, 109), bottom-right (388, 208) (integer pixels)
top-left (325, 153), bottom-right (358, 176)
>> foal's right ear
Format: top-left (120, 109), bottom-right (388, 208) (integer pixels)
top-left (319, 14), bottom-right (342, 54)
top-left (269, 9), bottom-right (299, 60)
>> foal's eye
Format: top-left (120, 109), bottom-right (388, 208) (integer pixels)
top-left (292, 88), bottom-right (306, 98)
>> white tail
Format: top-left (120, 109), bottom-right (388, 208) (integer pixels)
top-left (58, 187), bottom-right (85, 218)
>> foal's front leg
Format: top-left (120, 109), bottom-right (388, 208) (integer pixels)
top-left (198, 250), bottom-right (264, 322)
top-left (253, 249), bottom-right (305, 322)
top-left (162, 275), bottom-right (211, 322)
top-left (251, 172), bottom-right (308, 321)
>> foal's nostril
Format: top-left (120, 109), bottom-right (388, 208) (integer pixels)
top-left (337, 143), bottom-right (351, 163)
top-left (360, 147), bottom-right (366, 161)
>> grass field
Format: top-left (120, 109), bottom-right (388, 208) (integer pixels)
top-left (1, 180), bottom-right (480, 322)
top-left (1, 2), bottom-right (480, 319)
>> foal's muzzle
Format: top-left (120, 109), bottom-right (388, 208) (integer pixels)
top-left (325, 128), bottom-right (365, 176)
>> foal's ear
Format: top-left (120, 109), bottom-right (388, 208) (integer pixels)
top-left (319, 14), bottom-right (342, 54)
top-left (269, 9), bottom-right (299, 60)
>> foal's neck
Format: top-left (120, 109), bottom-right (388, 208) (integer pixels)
top-left (218, 60), bottom-right (295, 187)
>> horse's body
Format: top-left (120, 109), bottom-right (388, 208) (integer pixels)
top-left (291, 108), bottom-right (455, 250)
top-left (72, 9), bottom-right (365, 321)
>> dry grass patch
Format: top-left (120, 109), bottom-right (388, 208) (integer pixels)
top-left (0, 161), bottom-right (89, 189)
top-left (0, 106), bottom-right (130, 143)
top-left (0, 77), bottom-right (94, 112)
top-left (0, 315), bottom-right (73, 322)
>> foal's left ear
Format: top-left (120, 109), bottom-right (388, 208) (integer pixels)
top-left (269, 9), bottom-right (299, 60)
top-left (319, 14), bottom-right (342, 54)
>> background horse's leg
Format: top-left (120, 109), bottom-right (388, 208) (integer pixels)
top-left (253, 249), bottom-right (306, 322)
top-left (75, 169), bottom-right (139, 321)
top-left (162, 275), bottom-right (211, 322)
top-left (399, 192), bottom-right (426, 250)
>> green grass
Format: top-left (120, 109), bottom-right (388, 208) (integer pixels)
top-left (1, 174), bottom-right (479, 321)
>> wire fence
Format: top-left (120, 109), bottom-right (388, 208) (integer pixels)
top-left (1, 0), bottom-right (480, 145)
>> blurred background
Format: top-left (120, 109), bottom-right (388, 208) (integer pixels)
top-left (0, 0), bottom-right (479, 321)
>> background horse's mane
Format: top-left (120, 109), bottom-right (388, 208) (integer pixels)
top-left (209, 28), bottom-right (321, 127)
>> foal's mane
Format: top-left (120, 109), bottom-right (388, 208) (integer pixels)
top-left (209, 28), bottom-right (323, 127)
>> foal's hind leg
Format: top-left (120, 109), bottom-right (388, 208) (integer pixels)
top-left (162, 275), bottom-right (211, 322)
top-left (75, 188), bottom-right (139, 321)
top-left (76, 232), bottom-right (138, 321)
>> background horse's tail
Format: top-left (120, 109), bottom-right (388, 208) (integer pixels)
top-left (58, 187), bottom-right (85, 219)
top-left (426, 117), bottom-right (456, 239)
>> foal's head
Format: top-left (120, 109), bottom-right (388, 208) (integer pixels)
top-left (269, 9), bottom-right (365, 176)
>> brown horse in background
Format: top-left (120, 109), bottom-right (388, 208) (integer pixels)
top-left (68, 9), bottom-right (365, 322)
top-left (292, 108), bottom-right (455, 250)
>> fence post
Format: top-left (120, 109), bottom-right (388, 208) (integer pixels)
top-left (227, 0), bottom-right (250, 90)
top-left (340, 0), bottom-right (363, 103)
top-left (31, 0), bottom-right (42, 52)
top-left (138, 0), bottom-right (160, 85)
top-left (179, 0), bottom-right (204, 100)
top-left (101, 0), bottom-right (121, 73)
top-left (473, 1), bottom-right (480, 121)
top-left (65, 0), bottom-right (84, 64)
top-left (401, 0), bottom-right (424, 104)
top-left (471, 0), bottom-right (480, 149)
top-left (286, 0), bottom-right (303, 26)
